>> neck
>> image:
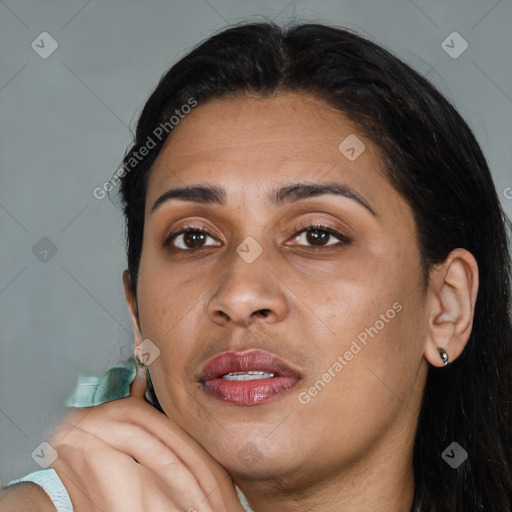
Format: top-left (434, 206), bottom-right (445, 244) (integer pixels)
top-left (233, 407), bottom-right (419, 512)
top-left (236, 455), bottom-right (415, 512)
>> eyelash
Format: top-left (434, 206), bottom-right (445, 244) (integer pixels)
top-left (162, 222), bottom-right (352, 251)
top-left (287, 222), bottom-right (352, 248)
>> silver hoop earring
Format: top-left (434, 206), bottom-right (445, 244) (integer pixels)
top-left (437, 347), bottom-right (449, 366)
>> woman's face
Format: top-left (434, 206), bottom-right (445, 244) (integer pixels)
top-left (128, 92), bottom-right (430, 487)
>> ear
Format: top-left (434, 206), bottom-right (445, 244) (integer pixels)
top-left (423, 248), bottom-right (479, 367)
top-left (123, 270), bottom-right (143, 349)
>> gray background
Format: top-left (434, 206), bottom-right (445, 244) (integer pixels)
top-left (1, 0), bottom-right (511, 483)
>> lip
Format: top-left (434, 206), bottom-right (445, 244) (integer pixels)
top-left (199, 349), bottom-right (302, 406)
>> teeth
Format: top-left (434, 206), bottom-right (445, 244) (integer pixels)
top-left (222, 371), bottom-right (275, 381)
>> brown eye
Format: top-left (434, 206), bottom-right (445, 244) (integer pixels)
top-left (302, 229), bottom-right (330, 246)
top-left (182, 230), bottom-right (207, 248)
top-left (292, 224), bottom-right (351, 248)
top-left (164, 228), bottom-right (222, 250)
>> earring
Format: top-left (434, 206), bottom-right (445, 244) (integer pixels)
top-left (437, 347), bottom-right (449, 366)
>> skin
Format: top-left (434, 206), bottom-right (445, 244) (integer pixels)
top-left (115, 91), bottom-right (478, 511)
top-left (0, 482), bottom-right (57, 511)
top-left (46, 377), bottom-right (245, 511)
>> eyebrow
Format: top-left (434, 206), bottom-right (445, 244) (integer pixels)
top-left (151, 181), bottom-right (377, 216)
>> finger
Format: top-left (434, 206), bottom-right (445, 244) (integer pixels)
top-left (94, 399), bottom-right (243, 510)
top-left (54, 424), bottom-right (214, 512)
top-left (52, 426), bottom-right (141, 512)
top-left (64, 398), bottom-right (242, 510)
top-left (129, 363), bottom-right (147, 398)
top-left (84, 419), bottom-right (214, 510)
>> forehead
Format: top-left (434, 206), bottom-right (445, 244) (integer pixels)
top-left (154, 92), bottom-right (368, 161)
top-left (145, 91), bottom-right (395, 214)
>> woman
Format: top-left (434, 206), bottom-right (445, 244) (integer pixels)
top-left (1, 21), bottom-right (511, 512)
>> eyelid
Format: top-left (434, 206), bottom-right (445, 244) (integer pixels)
top-left (286, 221), bottom-right (352, 246)
top-left (162, 222), bottom-right (222, 248)
top-left (162, 220), bottom-right (351, 250)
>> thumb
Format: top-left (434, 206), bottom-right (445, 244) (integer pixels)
top-left (130, 362), bottom-right (147, 398)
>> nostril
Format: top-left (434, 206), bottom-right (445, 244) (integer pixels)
top-left (255, 309), bottom-right (271, 318)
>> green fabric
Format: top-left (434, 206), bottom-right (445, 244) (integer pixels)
top-left (64, 358), bottom-right (253, 511)
top-left (65, 358), bottom-right (164, 412)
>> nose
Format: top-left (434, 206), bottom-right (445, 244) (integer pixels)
top-left (207, 245), bottom-right (288, 328)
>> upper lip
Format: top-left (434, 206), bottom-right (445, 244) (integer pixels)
top-left (199, 349), bottom-right (303, 381)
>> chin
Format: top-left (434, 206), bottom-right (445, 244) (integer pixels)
top-left (207, 429), bottom-right (305, 479)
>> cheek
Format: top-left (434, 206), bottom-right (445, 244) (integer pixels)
top-left (137, 244), bottom-right (203, 329)
top-left (290, 297), bottom-right (424, 466)
top-left (135, 261), bottom-right (207, 383)
top-left (315, 244), bottom-right (420, 347)
top-left (297, 254), bottom-right (425, 431)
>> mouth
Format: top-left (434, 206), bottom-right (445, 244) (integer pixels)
top-left (198, 349), bottom-right (302, 406)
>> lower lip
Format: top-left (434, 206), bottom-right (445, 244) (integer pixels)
top-left (202, 376), bottom-right (300, 406)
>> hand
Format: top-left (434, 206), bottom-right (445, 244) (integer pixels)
top-left (49, 365), bottom-right (244, 512)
